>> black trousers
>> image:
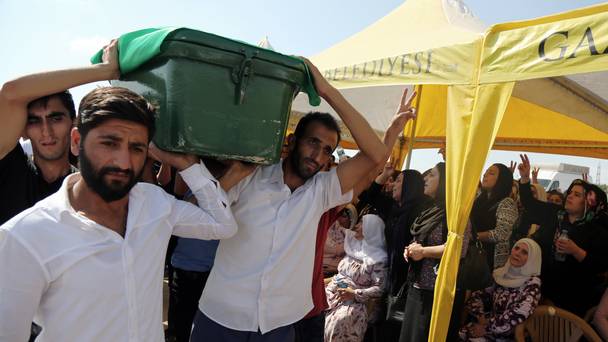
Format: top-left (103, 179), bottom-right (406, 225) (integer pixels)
top-left (399, 286), bottom-right (465, 342)
top-left (190, 310), bottom-right (295, 342)
top-left (167, 268), bottom-right (211, 342)
top-left (29, 323), bottom-right (41, 342)
top-left (293, 312), bottom-right (325, 342)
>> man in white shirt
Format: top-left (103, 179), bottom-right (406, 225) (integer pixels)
top-left (0, 40), bottom-right (239, 342)
top-left (190, 59), bottom-right (390, 341)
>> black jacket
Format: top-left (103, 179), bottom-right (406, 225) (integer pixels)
top-left (520, 181), bottom-right (608, 316)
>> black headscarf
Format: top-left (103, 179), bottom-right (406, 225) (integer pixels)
top-left (588, 184), bottom-right (607, 217)
top-left (391, 169), bottom-right (427, 223)
top-left (410, 162), bottom-right (446, 243)
top-left (590, 184), bottom-right (608, 231)
top-left (406, 163), bottom-right (447, 288)
top-left (385, 169), bottom-right (430, 297)
top-left (386, 169), bottom-right (428, 248)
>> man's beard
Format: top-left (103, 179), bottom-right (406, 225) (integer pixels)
top-left (289, 145), bottom-right (321, 180)
top-left (79, 147), bottom-right (142, 203)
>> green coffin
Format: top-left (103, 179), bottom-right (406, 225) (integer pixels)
top-left (112, 28), bottom-right (310, 164)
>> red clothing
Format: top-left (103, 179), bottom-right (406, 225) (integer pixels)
top-left (305, 207), bottom-right (341, 318)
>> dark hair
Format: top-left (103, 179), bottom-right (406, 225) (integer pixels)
top-left (486, 163), bottom-right (513, 203)
top-left (27, 90), bottom-right (76, 119)
top-left (565, 179), bottom-right (588, 197)
top-left (389, 169), bottom-right (401, 182)
top-left (294, 112), bottom-right (341, 148)
top-left (77, 87), bottom-right (156, 141)
top-left (400, 169), bottom-right (425, 207)
top-left (434, 162), bottom-right (446, 208)
top-left (470, 164), bottom-right (513, 241)
top-left (471, 163), bottom-right (513, 226)
top-left (588, 184), bottom-right (607, 215)
top-left (422, 168), bottom-right (432, 178)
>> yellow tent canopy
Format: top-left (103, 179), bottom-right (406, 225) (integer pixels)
top-left (292, 0), bottom-right (608, 159)
top-left (291, 1), bottom-right (608, 341)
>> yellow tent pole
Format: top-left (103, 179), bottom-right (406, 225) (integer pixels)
top-left (404, 84), bottom-right (423, 169)
top-left (390, 136), bottom-right (406, 170)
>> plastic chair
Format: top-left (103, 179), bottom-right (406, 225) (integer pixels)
top-left (584, 306), bottom-right (597, 323)
top-left (514, 305), bottom-right (602, 342)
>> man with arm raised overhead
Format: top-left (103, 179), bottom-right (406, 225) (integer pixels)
top-left (191, 59), bottom-right (391, 342)
top-left (0, 40), bottom-right (239, 342)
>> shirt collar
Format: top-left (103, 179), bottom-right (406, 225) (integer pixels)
top-left (261, 159), bottom-right (325, 196)
top-left (44, 172), bottom-right (81, 216)
top-left (261, 160), bottom-right (286, 185)
top-left (42, 173), bottom-right (169, 232)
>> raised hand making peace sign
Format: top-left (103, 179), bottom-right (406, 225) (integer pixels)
top-left (391, 88), bottom-right (417, 129)
top-left (517, 154), bottom-right (531, 183)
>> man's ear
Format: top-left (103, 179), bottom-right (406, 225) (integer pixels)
top-left (281, 133), bottom-right (295, 159)
top-left (70, 127), bottom-right (81, 156)
top-left (286, 133), bottom-right (296, 152)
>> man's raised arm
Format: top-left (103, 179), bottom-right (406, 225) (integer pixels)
top-left (0, 39), bottom-right (120, 158)
top-left (303, 59), bottom-right (389, 194)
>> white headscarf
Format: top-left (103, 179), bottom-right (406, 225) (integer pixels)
top-left (344, 214), bottom-right (388, 266)
top-left (493, 238), bottom-right (542, 288)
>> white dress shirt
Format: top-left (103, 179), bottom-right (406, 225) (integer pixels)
top-left (0, 162), bottom-right (236, 342)
top-left (200, 162), bottom-right (352, 333)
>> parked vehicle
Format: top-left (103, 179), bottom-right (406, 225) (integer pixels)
top-left (535, 163), bottom-right (591, 192)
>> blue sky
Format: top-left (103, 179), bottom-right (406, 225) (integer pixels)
top-left (1, 0), bottom-right (607, 183)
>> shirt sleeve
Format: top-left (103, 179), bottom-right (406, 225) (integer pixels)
top-left (488, 198), bottom-right (518, 244)
top-left (354, 262), bottom-right (388, 302)
top-left (226, 166), bottom-right (258, 205)
top-left (357, 181), bottom-right (393, 215)
top-left (0, 144), bottom-right (30, 224)
top-left (0, 229), bottom-right (48, 342)
top-left (0, 144), bottom-right (23, 170)
top-left (318, 168), bottom-right (353, 212)
top-left (578, 224), bottom-right (608, 273)
top-left (519, 181), bottom-right (557, 223)
top-left (169, 162), bottom-right (238, 240)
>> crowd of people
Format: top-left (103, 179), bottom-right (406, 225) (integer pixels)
top-left (0, 38), bottom-right (607, 342)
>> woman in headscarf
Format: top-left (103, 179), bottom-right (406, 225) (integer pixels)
top-left (459, 238), bottom-right (542, 341)
top-left (587, 183), bottom-right (608, 229)
top-left (323, 204), bottom-right (357, 277)
top-left (399, 162), bottom-right (471, 342)
top-left (354, 166), bottom-right (430, 339)
top-left (355, 163), bottom-right (398, 217)
top-left (384, 170), bottom-right (430, 315)
top-left (324, 214), bottom-right (389, 342)
top-left (471, 163), bottom-right (518, 270)
top-left (518, 154), bottom-right (608, 316)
